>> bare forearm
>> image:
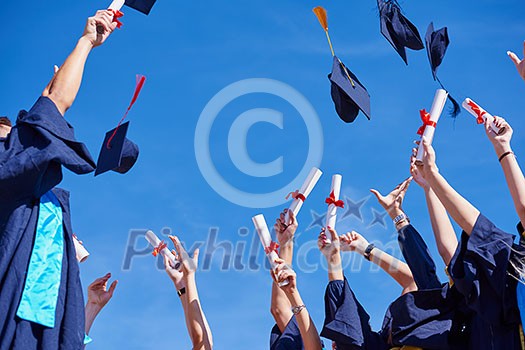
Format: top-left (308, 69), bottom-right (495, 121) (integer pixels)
top-left (271, 245), bottom-right (293, 331)
top-left (44, 37), bottom-right (93, 114)
top-left (368, 248), bottom-right (415, 290)
top-left (424, 187), bottom-right (457, 264)
top-left (427, 169), bottom-right (480, 235)
top-left (497, 145), bottom-right (525, 224)
top-left (184, 277), bottom-right (212, 350)
top-left (84, 303), bottom-right (101, 335)
top-left (286, 292), bottom-right (322, 350)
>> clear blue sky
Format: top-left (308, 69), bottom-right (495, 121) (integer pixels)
top-left (1, 0), bottom-right (524, 349)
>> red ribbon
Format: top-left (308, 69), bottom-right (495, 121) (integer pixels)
top-left (264, 241), bottom-right (280, 255)
top-left (152, 241), bottom-right (167, 257)
top-left (286, 190), bottom-right (306, 202)
top-left (106, 75), bottom-right (147, 149)
top-left (111, 10), bottom-right (124, 29)
top-left (72, 233), bottom-right (84, 245)
top-left (325, 190), bottom-right (345, 208)
top-left (466, 100), bottom-right (486, 124)
top-left (417, 109), bottom-right (437, 136)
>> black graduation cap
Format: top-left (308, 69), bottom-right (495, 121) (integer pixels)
top-left (425, 22), bottom-right (450, 80)
top-left (95, 75), bottom-right (145, 176)
top-left (377, 0), bottom-right (424, 64)
top-left (125, 0), bottom-right (157, 15)
top-left (328, 56), bottom-right (371, 123)
top-left (95, 121), bottom-right (139, 176)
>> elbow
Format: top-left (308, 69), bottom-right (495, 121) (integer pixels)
top-left (46, 90), bottom-right (71, 114)
top-left (270, 306), bottom-right (283, 321)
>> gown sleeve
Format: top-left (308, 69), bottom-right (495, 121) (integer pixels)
top-left (398, 224), bottom-right (442, 290)
top-left (448, 214), bottom-right (515, 324)
top-left (270, 316), bottom-right (303, 350)
top-left (320, 278), bottom-right (387, 349)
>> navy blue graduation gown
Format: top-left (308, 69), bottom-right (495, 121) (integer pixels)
top-left (270, 316), bottom-right (304, 350)
top-left (448, 214), bottom-right (522, 349)
top-left (398, 224), bottom-right (442, 290)
top-left (0, 97), bottom-right (95, 349)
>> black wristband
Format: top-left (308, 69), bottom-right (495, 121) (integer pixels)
top-left (177, 287), bottom-right (186, 297)
top-left (364, 243), bottom-right (375, 261)
top-left (499, 151), bottom-right (514, 163)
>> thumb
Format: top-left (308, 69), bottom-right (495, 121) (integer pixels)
top-left (108, 280), bottom-right (118, 296)
top-left (508, 51), bottom-right (521, 67)
top-left (369, 189), bottom-right (383, 202)
top-left (192, 248), bottom-right (200, 265)
top-left (326, 226), bottom-right (338, 242)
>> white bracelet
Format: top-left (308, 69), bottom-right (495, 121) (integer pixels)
top-left (291, 305), bottom-right (306, 315)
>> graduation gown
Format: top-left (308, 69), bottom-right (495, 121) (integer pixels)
top-left (270, 316), bottom-right (303, 350)
top-left (448, 214), bottom-right (522, 349)
top-left (0, 97), bottom-right (95, 349)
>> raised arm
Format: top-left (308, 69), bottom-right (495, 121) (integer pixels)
top-left (508, 41), bottom-right (525, 82)
top-left (410, 152), bottom-right (457, 265)
top-left (418, 138), bottom-right (480, 235)
top-left (270, 209), bottom-right (297, 332)
top-left (339, 231), bottom-right (416, 295)
top-left (273, 260), bottom-right (323, 350)
top-left (484, 117), bottom-right (525, 230)
top-left (171, 236), bottom-right (213, 350)
top-left (84, 273), bottom-right (118, 347)
top-left (43, 10), bottom-right (117, 114)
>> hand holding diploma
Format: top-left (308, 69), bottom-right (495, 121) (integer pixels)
top-left (415, 89), bottom-right (448, 164)
top-left (252, 214), bottom-right (289, 287)
top-left (72, 234), bottom-right (89, 263)
top-left (462, 98), bottom-right (503, 134)
top-left (285, 167), bottom-right (323, 222)
top-left (324, 174), bottom-right (344, 243)
top-left (145, 230), bottom-right (181, 270)
top-left (84, 10), bottom-right (119, 48)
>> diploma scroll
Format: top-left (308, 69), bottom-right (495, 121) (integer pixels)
top-left (462, 98), bottom-right (503, 135)
top-left (73, 234), bottom-right (90, 263)
top-left (415, 89), bottom-right (448, 164)
top-left (252, 214), bottom-right (289, 287)
top-left (324, 174), bottom-right (343, 243)
top-left (285, 167), bottom-right (323, 222)
top-left (145, 230), bottom-right (181, 270)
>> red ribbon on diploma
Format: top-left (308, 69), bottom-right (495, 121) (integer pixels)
top-left (107, 75), bottom-right (147, 149)
top-left (264, 241), bottom-right (280, 255)
top-left (286, 190), bottom-right (306, 202)
top-left (111, 10), bottom-right (124, 28)
top-left (466, 100), bottom-right (486, 124)
top-left (72, 233), bottom-right (84, 245)
top-left (417, 109), bottom-right (437, 136)
top-left (325, 191), bottom-right (345, 208)
top-left (152, 241), bottom-right (167, 257)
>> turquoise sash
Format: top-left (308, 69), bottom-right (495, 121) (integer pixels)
top-left (16, 191), bottom-right (64, 328)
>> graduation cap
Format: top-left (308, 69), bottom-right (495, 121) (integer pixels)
top-left (377, 0), bottom-right (424, 64)
top-left (313, 6), bottom-right (371, 123)
top-left (124, 0), bottom-right (157, 15)
top-left (97, 0), bottom-right (157, 33)
top-left (425, 22), bottom-right (461, 117)
top-left (95, 75), bottom-right (146, 176)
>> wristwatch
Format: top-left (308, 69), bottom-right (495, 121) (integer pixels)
top-left (393, 213), bottom-right (410, 226)
top-left (177, 287), bottom-right (186, 297)
top-left (364, 243), bottom-right (375, 261)
top-left (291, 305), bottom-right (306, 315)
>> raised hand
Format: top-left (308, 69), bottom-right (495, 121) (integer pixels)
top-left (272, 258), bottom-right (297, 294)
top-left (87, 273), bottom-right (118, 309)
top-left (339, 231), bottom-right (369, 255)
top-left (170, 235), bottom-right (199, 280)
top-left (82, 10), bottom-right (118, 47)
top-left (274, 209), bottom-right (298, 248)
top-left (370, 177), bottom-right (412, 218)
top-left (508, 42), bottom-right (525, 81)
top-left (163, 251), bottom-right (185, 289)
top-left (317, 226), bottom-right (341, 260)
top-left (410, 149), bottom-right (429, 189)
top-left (484, 116), bottom-right (513, 155)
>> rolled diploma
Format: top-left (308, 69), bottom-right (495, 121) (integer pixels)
top-left (145, 230), bottom-right (181, 270)
top-left (252, 214), bottom-right (289, 287)
top-left (462, 98), bottom-right (502, 134)
top-left (73, 235), bottom-right (89, 263)
top-left (286, 167), bottom-right (323, 222)
top-left (415, 89), bottom-right (448, 164)
top-left (325, 174), bottom-right (342, 228)
top-left (108, 0), bottom-right (125, 11)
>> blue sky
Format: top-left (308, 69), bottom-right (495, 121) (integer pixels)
top-left (1, 0), bottom-right (525, 349)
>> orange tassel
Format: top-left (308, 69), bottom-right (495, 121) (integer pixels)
top-left (313, 6), bottom-right (328, 31)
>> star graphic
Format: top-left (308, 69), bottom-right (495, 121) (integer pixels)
top-left (368, 208), bottom-right (388, 229)
top-left (307, 210), bottom-right (326, 231)
top-left (340, 196), bottom-right (369, 222)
